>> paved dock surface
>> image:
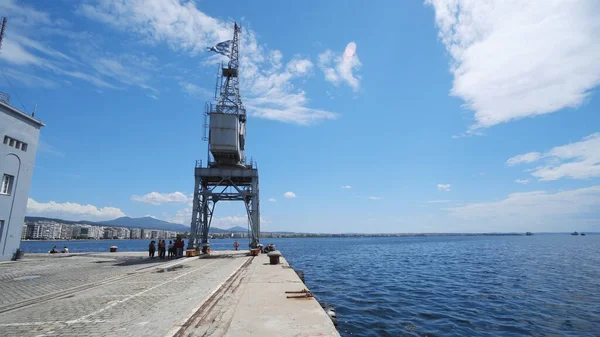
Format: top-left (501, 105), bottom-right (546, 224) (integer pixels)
top-left (0, 251), bottom-right (339, 337)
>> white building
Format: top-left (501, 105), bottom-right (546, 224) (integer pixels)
top-left (0, 98), bottom-right (44, 260)
top-left (25, 223), bottom-right (44, 240)
top-left (130, 228), bottom-right (142, 239)
top-left (60, 224), bottom-right (72, 240)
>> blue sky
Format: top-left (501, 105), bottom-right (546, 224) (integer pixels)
top-left (2, 0), bottom-right (599, 233)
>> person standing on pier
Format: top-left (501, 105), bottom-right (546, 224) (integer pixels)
top-left (168, 240), bottom-right (174, 258)
top-left (175, 239), bottom-right (184, 257)
top-left (148, 240), bottom-right (156, 258)
top-left (233, 241), bottom-right (240, 250)
top-left (158, 240), bottom-right (166, 259)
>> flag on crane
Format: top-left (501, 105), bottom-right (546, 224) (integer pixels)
top-left (207, 40), bottom-right (232, 57)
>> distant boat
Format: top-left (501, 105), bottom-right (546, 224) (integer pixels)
top-left (571, 231), bottom-right (579, 236)
top-left (581, 233), bottom-right (586, 236)
top-left (525, 232), bottom-right (533, 236)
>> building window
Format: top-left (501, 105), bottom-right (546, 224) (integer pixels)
top-left (2, 135), bottom-right (28, 152)
top-left (0, 220), bottom-right (4, 242)
top-left (1, 174), bottom-right (14, 195)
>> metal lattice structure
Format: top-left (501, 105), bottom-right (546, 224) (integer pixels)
top-left (189, 23), bottom-right (260, 253)
top-left (217, 23), bottom-right (245, 116)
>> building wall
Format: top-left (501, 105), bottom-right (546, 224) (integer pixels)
top-left (0, 103), bottom-right (43, 261)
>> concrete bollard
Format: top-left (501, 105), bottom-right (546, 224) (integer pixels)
top-left (109, 246), bottom-right (118, 252)
top-left (267, 250), bottom-right (282, 265)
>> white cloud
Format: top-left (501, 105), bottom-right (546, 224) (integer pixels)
top-left (80, 0), bottom-right (339, 125)
top-left (0, 4), bottom-right (122, 91)
top-left (341, 185), bottom-right (352, 189)
top-left (507, 152), bottom-right (542, 166)
top-left (508, 133), bottom-right (600, 181)
top-left (318, 42), bottom-right (361, 91)
top-left (426, 200), bottom-right (451, 203)
top-left (0, 0), bottom-right (52, 28)
top-left (212, 216), bottom-right (248, 229)
top-left (55, 69), bottom-right (118, 89)
top-left (166, 203), bottom-right (260, 229)
top-left (425, 0), bottom-right (600, 131)
top-left (268, 198), bottom-right (277, 202)
top-left (1, 38), bottom-right (45, 66)
top-left (515, 179), bottom-right (530, 185)
top-left (368, 196), bottom-right (383, 200)
top-left (437, 184), bottom-right (451, 192)
top-left (77, 0), bottom-right (231, 54)
top-left (445, 186), bottom-right (600, 232)
top-left (243, 52), bottom-right (339, 125)
top-left (168, 206), bottom-right (192, 225)
top-left (18, 37), bottom-right (80, 65)
top-left (27, 198), bottom-right (125, 220)
top-left (144, 214), bottom-right (157, 219)
top-left (131, 191), bottom-right (189, 205)
top-left (2, 68), bottom-right (58, 88)
top-left (286, 58), bottom-right (313, 75)
top-left (91, 55), bottom-right (157, 92)
top-left (284, 192), bottom-right (297, 198)
top-left (38, 141), bottom-right (65, 157)
top-left (180, 81), bottom-right (214, 99)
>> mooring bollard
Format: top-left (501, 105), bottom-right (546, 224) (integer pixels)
top-left (267, 250), bottom-right (282, 265)
top-left (109, 246), bottom-right (118, 253)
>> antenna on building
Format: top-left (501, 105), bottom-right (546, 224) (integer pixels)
top-left (0, 17), bottom-right (11, 106)
top-left (32, 104), bottom-right (37, 117)
top-left (0, 17), bottom-right (7, 53)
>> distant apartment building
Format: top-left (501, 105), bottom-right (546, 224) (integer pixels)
top-left (72, 225), bottom-right (83, 239)
top-left (117, 227), bottom-right (130, 239)
top-left (92, 226), bottom-right (104, 239)
top-left (37, 221), bottom-right (62, 239)
top-left (0, 98), bottom-right (44, 260)
top-left (80, 226), bottom-right (91, 239)
top-left (130, 228), bottom-right (142, 239)
top-left (60, 224), bottom-right (72, 240)
top-left (25, 223), bottom-right (44, 240)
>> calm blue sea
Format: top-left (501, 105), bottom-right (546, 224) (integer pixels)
top-left (21, 234), bottom-right (600, 336)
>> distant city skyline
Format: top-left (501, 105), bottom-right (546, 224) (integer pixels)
top-left (1, 0), bottom-right (598, 233)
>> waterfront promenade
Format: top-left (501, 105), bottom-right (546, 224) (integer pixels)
top-left (0, 251), bottom-right (339, 337)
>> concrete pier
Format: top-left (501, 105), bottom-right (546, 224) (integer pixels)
top-left (0, 251), bottom-right (339, 337)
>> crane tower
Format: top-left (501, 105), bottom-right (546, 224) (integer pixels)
top-left (189, 23), bottom-right (260, 253)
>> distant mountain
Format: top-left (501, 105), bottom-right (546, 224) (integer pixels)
top-left (25, 216), bottom-right (255, 234)
top-left (209, 226), bottom-right (248, 233)
top-left (99, 217), bottom-right (189, 232)
top-left (25, 216), bottom-right (97, 226)
top-left (227, 226), bottom-right (248, 233)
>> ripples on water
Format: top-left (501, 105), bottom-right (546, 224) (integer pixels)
top-left (22, 235), bottom-right (600, 336)
top-left (279, 235), bottom-right (600, 337)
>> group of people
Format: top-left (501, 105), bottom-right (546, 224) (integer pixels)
top-left (263, 243), bottom-right (275, 253)
top-left (148, 238), bottom-right (185, 259)
top-left (49, 246), bottom-right (69, 254)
